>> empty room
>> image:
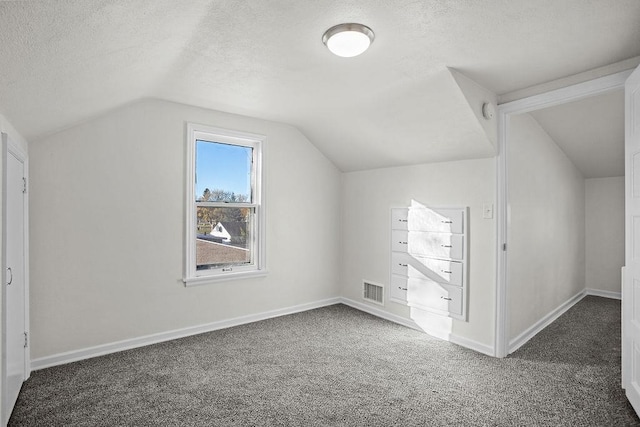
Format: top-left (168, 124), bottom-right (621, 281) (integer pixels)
top-left (1, 1), bottom-right (640, 425)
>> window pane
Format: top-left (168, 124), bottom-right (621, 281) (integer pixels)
top-left (196, 206), bottom-right (252, 270)
top-left (195, 140), bottom-right (253, 203)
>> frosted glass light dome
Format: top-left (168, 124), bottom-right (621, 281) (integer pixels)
top-left (322, 23), bottom-right (374, 58)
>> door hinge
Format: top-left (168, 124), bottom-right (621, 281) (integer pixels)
top-left (22, 177), bottom-right (27, 194)
top-left (24, 332), bottom-right (28, 348)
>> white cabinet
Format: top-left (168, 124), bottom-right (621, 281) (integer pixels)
top-left (390, 274), bottom-right (408, 301)
top-left (391, 252), bottom-right (463, 286)
top-left (392, 207), bottom-right (464, 234)
top-left (391, 230), bottom-right (464, 260)
top-left (390, 206), bottom-right (468, 320)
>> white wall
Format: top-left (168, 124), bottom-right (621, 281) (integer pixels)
top-left (507, 113), bottom-right (585, 341)
top-left (28, 99), bottom-right (342, 359)
top-left (585, 176), bottom-right (624, 295)
top-left (341, 158), bottom-right (496, 349)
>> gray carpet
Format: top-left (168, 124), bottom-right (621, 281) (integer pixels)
top-left (9, 296), bottom-right (640, 426)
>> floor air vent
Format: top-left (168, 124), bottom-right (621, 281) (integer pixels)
top-left (363, 280), bottom-right (384, 305)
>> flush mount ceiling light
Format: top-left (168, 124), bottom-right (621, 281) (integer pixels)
top-left (322, 23), bottom-right (374, 58)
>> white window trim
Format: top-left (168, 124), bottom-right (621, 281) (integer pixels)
top-left (183, 123), bottom-right (266, 286)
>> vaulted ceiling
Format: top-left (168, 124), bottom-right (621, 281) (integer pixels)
top-left (1, 1), bottom-right (639, 171)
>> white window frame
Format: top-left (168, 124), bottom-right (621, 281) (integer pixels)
top-left (183, 123), bottom-right (266, 285)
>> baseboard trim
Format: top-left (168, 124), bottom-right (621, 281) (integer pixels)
top-left (508, 290), bottom-right (586, 354)
top-left (339, 297), bottom-right (494, 357)
top-left (448, 334), bottom-right (495, 357)
top-left (586, 288), bottom-right (622, 300)
top-left (338, 298), bottom-right (422, 331)
top-left (33, 294), bottom-right (504, 371)
top-left (31, 297), bottom-right (341, 371)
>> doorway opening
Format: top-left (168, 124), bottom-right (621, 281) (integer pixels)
top-left (495, 70), bottom-right (631, 358)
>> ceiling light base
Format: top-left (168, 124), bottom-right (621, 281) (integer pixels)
top-left (322, 23), bottom-right (375, 58)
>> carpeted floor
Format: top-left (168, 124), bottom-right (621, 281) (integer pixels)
top-left (9, 296), bottom-right (640, 426)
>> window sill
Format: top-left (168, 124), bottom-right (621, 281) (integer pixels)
top-left (183, 269), bottom-right (268, 286)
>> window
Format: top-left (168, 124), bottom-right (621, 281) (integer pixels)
top-left (184, 123), bottom-right (265, 285)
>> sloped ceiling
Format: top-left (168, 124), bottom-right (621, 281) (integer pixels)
top-left (1, 1), bottom-right (639, 171)
top-left (530, 90), bottom-right (624, 179)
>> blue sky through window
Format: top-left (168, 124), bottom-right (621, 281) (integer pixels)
top-left (196, 140), bottom-right (252, 201)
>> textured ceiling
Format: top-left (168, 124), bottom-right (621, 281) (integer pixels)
top-left (530, 90), bottom-right (624, 179)
top-left (1, 0), bottom-right (639, 171)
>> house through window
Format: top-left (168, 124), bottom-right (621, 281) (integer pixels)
top-left (184, 124), bottom-right (265, 284)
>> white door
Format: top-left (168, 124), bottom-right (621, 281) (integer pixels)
top-left (3, 136), bottom-right (27, 423)
top-left (623, 65), bottom-right (640, 414)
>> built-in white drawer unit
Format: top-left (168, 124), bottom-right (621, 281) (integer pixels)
top-left (407, 277), bottom-right (463, 316)
top-left (391, 252), bottom-right (463, 286)
top-left (390, 274), bottom-right (408, 302)
top-left (389, 206), bottom-right (468, 321)
top-left (391, 230), bottom-right (464, 261)
top-left (391, 207), bottom-right (464, 234)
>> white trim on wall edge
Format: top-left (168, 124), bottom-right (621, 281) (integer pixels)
top-left (508, 290), bottom-right (586, 354)
top-left (586, 288), bottom-right (622, 300)
top-left (32, 296), bottom-right (498, 371)
top-left (506, 288), bottom-right (622, 355)
top-left (31, 297), bottom-right (341, 371)
top-left (339, 298), bottom-right (422, 331)
top-left (340, 298), bottom-right (495, 357)
top-left (448, 334), bottom-right (494, 357)
top-left (32, 288), bottom-right (619, 371)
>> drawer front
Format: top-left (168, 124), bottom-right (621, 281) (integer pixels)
top-left (390, 274), bottom-right (408, 302)
top-left (406, 278), bottom-right (463, 316)
top-left (429, 258), bottom-right (463, 286)
top-left (391, 252), bottom-right (411, 276)
top-left (391, 230), bottom-right (410, 253)
top-left (407, 208), bottom-right (464, 234)
top-left (391, 209), bottom-right (409, 230)
top-left (391, 252), bottom-right (463, 286)
top-left (391, 230), bottom-right (464, 260)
